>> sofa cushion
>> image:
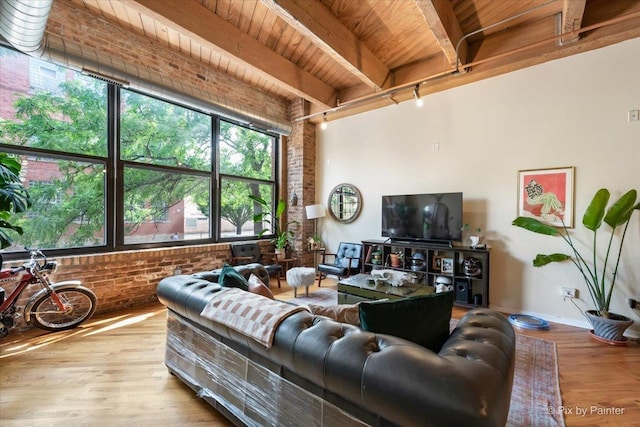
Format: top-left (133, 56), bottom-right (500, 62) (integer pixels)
top-left (358, 291), bottom-right (454, 352)
top-left (308, 303), bottom-right (360, 326)
top-left (248, 274), bottom-right (274, 299)
top-left (218, 263), bottom-right (249, 291)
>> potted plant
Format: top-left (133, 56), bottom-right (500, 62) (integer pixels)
top-left (0, 153), bottom-right (31, 249)
top-left (272, 231), bottom-right (290, 255)
top-left (512, 188), bottom-right (639, 343)
top-left (249, 194), bottom-right (298, 256)
top-left (307, 236), bottom-right (322, 250)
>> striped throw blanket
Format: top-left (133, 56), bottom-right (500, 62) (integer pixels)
top-left (200, 288), bottom-right (309, 348)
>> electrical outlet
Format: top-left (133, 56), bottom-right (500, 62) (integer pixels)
top-left (629, 110), bottom-right (639, 122)
top-left (561, 287), bottom-right (577, 298)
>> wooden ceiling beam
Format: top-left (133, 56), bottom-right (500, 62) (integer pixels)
top-left (262, 0), bottom-right (391, 90)
top-left (309, 8), bottom-right (640, 121)
top-left (128, 0), bottom-right (336, 108)
top-left (414, 0), bottom-right (468, 73)
top-left (561, 0), bottom-right (587, 44)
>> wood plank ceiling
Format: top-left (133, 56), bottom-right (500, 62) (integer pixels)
top-left (70, 0), bottom-right (640, 124)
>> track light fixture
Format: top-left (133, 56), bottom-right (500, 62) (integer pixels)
top-left (320, 113), bottom-right (328, 130)
top-left (413, 84), bottom-right (423, 107)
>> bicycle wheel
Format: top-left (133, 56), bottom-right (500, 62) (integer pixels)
top-left (29, 286), bottom-right (97, 331)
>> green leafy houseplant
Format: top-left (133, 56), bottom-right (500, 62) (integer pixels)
top-left (249, 195), bottom-right (298, 250)
top-left (0, 153), bottom-right (32, 249)
top-left (512, 188), bottom-right (639, 324)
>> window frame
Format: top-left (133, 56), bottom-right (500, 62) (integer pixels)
top-left (0, 47), bottom-right (281, 260)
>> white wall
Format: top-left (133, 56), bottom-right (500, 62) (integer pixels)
top-left (316, 38), bottom-right (640, 336)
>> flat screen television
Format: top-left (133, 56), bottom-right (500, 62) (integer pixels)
top-left (381, 192), bottom-right (463, 244)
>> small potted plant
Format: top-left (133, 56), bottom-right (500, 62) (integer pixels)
top-left (249, 194), bottom-right (298, 256)
top-left (512, 188), bottom-right (638, 343)
top-left (307, 236), bottom-right (322, 250)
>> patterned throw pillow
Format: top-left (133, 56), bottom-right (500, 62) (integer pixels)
top-left (247, 274), bottom-right (274, 299)
top-left (308, 303), bottom-right (360, 326)
top-left (218, 263), bottom-right (249, 291)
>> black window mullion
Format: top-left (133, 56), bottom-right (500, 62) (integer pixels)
top-left (108, 84), bottom-right (120, 248)
top-left (212, 116), bottom-right (220, 241)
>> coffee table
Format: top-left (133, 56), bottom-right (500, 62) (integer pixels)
top-left (337, 273), bottom-right (434, 305)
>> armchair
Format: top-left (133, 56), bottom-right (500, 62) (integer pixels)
top-left (317, 242), bottom-right (362, 287)
top-left (231, 242), bottom-right (282, 288)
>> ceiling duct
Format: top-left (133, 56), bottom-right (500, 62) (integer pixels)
top-left (0, 0), bottom-right (291, 135)
top-left (0, 0), bottom-right (52, 56)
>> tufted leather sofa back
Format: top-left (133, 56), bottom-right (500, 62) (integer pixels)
top-left (157, 274), bottom-right (515, 426)
top-left (189, 262), bottom-right (270, 287)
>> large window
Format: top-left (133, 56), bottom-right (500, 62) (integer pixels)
top-left (0, 45), bottom-right (279, 255)
top-left (219, 121), bottom-right (276, 238)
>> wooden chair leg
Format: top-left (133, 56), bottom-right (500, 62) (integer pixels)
top-left (317, 272), bottom-right (323, 287)
top-left (275, 272), bottom-right (281, 288)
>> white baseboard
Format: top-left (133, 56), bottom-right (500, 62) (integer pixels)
top-left (489, 304), bottom-right (640, 339)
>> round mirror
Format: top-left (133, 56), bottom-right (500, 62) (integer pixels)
top-left (328, 183), bottom-right (362, 223)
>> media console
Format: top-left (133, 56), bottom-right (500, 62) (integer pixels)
top-left (361, 239), bottom-right (490, 308)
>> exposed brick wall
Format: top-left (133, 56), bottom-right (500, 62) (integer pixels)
top-left (2, 241), bottom-right (273, 330)
top-left (288, 99), bottom-right (317, 267)
top-left (45, 0), bottom-right (289, 126)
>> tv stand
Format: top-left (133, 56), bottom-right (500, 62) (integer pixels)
top-left (389, 238), bottom-right (453, 248)
top-left (361, 239), bottom-right (490, 308)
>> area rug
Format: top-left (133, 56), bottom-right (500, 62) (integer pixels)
top-left (507, 334), bottom-right (564, 427)
top-left (290, 289), bottom-right (565, 427)
top-left (288, 287), bottom-right (338, 306)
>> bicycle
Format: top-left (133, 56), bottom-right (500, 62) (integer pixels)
top-left (0, 249), bottom-right (97, 338)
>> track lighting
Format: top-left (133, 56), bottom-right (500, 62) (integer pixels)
top-left (413, 85), bottom-right (423, 107)
top-left (320, 113), bottom-right (328, 130)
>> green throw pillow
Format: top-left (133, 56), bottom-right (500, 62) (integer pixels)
top-left (218, 263), bottom-right (249, 291)
top-left (359, 291), bottom-right (454, 352)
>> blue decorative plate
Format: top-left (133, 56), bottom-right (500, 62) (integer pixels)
top-left (508, 314), bottom-right (550, 330)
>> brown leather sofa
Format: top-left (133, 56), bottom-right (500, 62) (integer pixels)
top-left (157, 271), bottom-right (516, 427)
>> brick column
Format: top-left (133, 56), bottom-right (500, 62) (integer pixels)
top-left (287, 99), bottom-right (316, 267)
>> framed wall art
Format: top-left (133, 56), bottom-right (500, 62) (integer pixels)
top-left (432, 256), bottom-right (442, 271)
top-left (517, 166), bottom-right (575, 228)
top-left (441, 257), bottom-right (454, 274)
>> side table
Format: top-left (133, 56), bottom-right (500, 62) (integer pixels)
top-left (279, 258), bottom-right (297, 277)
top-left (307, 247), bottom-right (325, 270)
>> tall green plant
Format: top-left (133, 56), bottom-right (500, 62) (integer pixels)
top-left (0, 153), bottom-right (31, 248)
top-left (512, 188), bottom-right (639, 318)
top-left (249, 195), bottom-right (298, 249)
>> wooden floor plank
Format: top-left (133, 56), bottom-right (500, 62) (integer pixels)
top-left (1, 278), bottom-right (638, 426)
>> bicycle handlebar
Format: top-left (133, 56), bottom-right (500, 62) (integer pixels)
top-left (23, 248), bottom-right (47, 270)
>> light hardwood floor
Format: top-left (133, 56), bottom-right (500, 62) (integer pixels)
top-left (1, 278), bottom-right (638, 426)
